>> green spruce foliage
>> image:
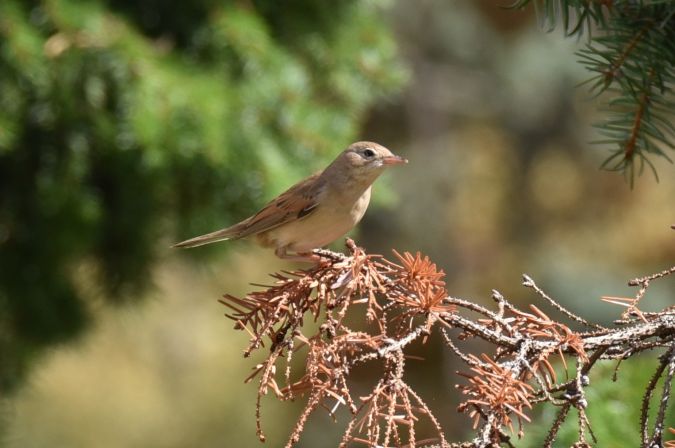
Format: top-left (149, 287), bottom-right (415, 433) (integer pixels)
top-left (0, 0), bottom-right (404, 393)
top-left (513, 0), bottom-right (675, 184)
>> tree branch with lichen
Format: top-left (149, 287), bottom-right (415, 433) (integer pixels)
top-left (220, 238), bottom-right (675, 447)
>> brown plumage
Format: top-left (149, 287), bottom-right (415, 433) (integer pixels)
top-left (173, 141), bottom-right (407, 261)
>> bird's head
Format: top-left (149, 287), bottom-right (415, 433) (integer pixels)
top-left (343, 141), bottom-right (407, 171)
top-left (323, 141), bottom-right (407, 187)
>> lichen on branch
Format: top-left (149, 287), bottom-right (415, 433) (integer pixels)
top-left (220, 239), bottom-right (675, 447)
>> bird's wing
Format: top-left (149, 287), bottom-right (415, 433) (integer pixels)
top-left (231, 171), bottom-right (325, 238)
top-left (173, 171), bottom-right (325, 249)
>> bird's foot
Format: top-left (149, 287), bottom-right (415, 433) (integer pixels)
top-left (295, 252), bottom-right (326, 264)
top-left (275, 247), bottom-right (324, 264)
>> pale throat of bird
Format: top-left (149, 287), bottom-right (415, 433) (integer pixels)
top-left (331, 166), bottom-right (384, 193)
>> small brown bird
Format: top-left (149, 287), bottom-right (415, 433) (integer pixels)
top-left (173, 141), bottom-right (407, 261)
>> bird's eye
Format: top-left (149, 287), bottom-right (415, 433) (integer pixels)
top-left (363, 149), bottom-right (375, 158)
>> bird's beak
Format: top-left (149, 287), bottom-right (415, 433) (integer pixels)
top-left (382, 155), bottom-right (408, 166)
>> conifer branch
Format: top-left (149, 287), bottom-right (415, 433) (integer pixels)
top-left (221, 239), bottom-right (675, 446)
top-left (510, 0), bottom-right (675, 183)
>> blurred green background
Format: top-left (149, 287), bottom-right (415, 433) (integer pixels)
top-left (1, 0), bottom-right (673, 446)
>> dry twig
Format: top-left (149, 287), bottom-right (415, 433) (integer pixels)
top-left (220, 239), bottom-right (675, 447)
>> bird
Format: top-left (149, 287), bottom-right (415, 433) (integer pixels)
top-left (173, 141), bottom-right (407, 262)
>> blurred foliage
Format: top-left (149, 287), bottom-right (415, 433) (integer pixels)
top-left (511, 0), bottom-right (675, 184)
top-left (0, 0), bottom-right (405, 393)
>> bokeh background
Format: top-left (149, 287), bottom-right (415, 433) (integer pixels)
top-left (1, 0), bottom-right (674, 446)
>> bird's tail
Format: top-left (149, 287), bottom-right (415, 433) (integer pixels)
top-left (172, 227), bottom-right (238, 249)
